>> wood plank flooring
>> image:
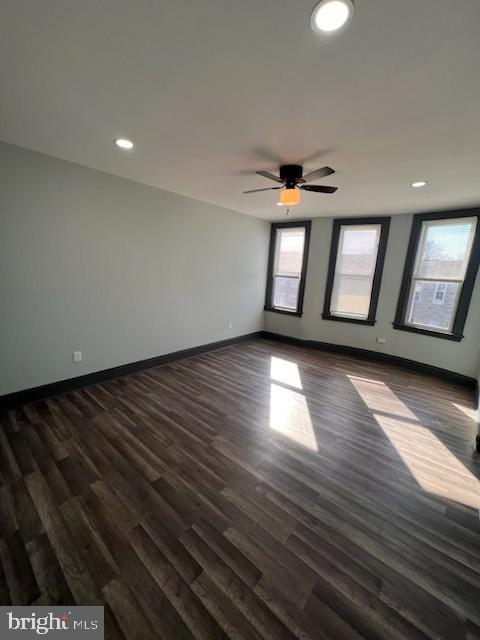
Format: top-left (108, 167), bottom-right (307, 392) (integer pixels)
top-left (1, 338), bottom-right (480, 639)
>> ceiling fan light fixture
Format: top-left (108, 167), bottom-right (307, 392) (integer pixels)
top-left (278, 188), bottom-right (301, 207)
top-left (311, 0), bottom-right (354, 34)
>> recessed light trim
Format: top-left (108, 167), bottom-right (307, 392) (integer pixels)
top-left (412, 181), bottom-right (427, 188)
top-left (114, 138), bottom-right (134, 150)
top-left (311, 0), bottom-right (354, 34)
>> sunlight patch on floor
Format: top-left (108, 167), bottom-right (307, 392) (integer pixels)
top-left (270, 356), bottom-right (303, 390)
top-left (452, 402), bottom-right (477, 421)
top-left (269, 383), bottom-right (318, 451)
top-left (347, 374), bottom-right (417, 420)
top-left (348, 375), bottom-right (480, 509)
top-left (269, 356), bottom-right (317, 451)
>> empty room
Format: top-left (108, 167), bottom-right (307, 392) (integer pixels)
top-left (1, 1), bottom-right (480, 638)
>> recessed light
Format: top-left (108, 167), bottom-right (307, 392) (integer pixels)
top-left (311, 0), bottom-right (354, 34)
top-left (114, 138), bottom-right (134, 150)
top-left (412, 181), bottom-right (427, 188)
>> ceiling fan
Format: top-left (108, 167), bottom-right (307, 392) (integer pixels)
top-left (243, 164), bottom-right (337, 206)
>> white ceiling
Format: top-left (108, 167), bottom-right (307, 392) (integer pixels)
top-left (1, 0), bottom-right (480, 220)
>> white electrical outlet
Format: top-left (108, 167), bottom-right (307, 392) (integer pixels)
top-left (377, 337), bottom-right (387, 345)
top-left (228, 322), bottom-right (233, 329)
top-left (73, 351), bottom-right (82, 363)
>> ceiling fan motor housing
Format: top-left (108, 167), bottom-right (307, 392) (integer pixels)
top-left (279, 164), bottom-right (303, 188)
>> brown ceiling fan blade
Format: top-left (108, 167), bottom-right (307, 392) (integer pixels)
top-left (256, 170), bottom-right (283, 183)
top-left (302, 166), bottom-right (335, 183)
top-left (243, 187), bottom-right (282, 194)
top-left (300, 185), bottom-right (337, 193)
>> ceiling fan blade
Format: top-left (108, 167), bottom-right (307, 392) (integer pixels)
top-left (300, 185), bottom-right (338, 194)
top-left (256, 170), bottom-right (283, 183)
top-left (243, 187), bottom-right (282, 194)
top-left (302, 166), bottom-right (335, 183)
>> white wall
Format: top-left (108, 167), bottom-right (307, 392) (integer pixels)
top-left (265, 214), bottom-right (480, 378)
top-left (0, 143), bottom-right (269, 395)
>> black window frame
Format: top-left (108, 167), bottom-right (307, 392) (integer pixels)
top-left (322, 217), bottom-right (391, 326)
top-left (264, 220), bottom-right (312, 317)
top-left (394, 208), bottom-right (480, 342)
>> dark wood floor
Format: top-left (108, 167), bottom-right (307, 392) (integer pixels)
top-left (1, 338), bottom-right (480, 639)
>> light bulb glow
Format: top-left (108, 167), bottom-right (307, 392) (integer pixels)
top-left (412, 181), bottom-right (427, 188)
top-left (115, 138), bottom-right (134, 150)
top-left (278, 188), bottom-right (301, 206)
top-left (311, 0), bottom-right (353, 33)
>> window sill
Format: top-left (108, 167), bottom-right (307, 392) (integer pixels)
top-left (392, 323), bottom-right (463, 342)
top-left (264, 306), bottom-right (303, 318)
top-left (322, 313), bottom-right (376, 326)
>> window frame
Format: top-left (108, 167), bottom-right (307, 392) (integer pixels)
top-left (322, 217), bottom-right (391, 326)
top-left (394, 208), bottom-right (480, 342)
top-left (264, 220), bottom-right (312, 317)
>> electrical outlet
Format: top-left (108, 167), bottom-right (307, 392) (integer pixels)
top-left (228, 322), bottom-right (233, 329)
top-left (73, 351), bottom-right (82, 363)
top-left (377, 337), bottom-right (387, 345)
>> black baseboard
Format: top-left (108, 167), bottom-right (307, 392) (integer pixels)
top-left (0, 332), bottom-right (262, 412)
top-left (261, 331), bottom-right (477, 389)
top-left (2, 329), bottom-right (475, 413)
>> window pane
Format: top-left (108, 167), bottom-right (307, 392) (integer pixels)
top-left (432, 282), bottom-right (447, 305)
top-left (336, 226), bottom-right (380, 276)
top-left (273, 276), bottom-right (300, 310)
top-left (416, 218), bottom-right (476, 279)
top-left (331, 274), bottom-right (373, 318)
top-left (275, 228), bottom-right (305, 276)
top-left (330, 224), bottom-right (381, 319)
top-left (407, 280), bottom-right (460, 331)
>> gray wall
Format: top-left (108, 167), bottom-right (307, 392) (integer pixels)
top-left (265, 214), bottom-right (480, 378)
top-left (477, 367), bottom-right (480, 426)
top-left (2, 140), bottom-right (479, 396)
top-left (0, 143), bottom-right (269, 395)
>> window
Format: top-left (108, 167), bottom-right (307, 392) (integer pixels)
top-left (322, 217), bottom-right (391, 325)
top-left (265, 221), bottom-right (311, 316)
top-left (394, 210), bottom-right (480, 341)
